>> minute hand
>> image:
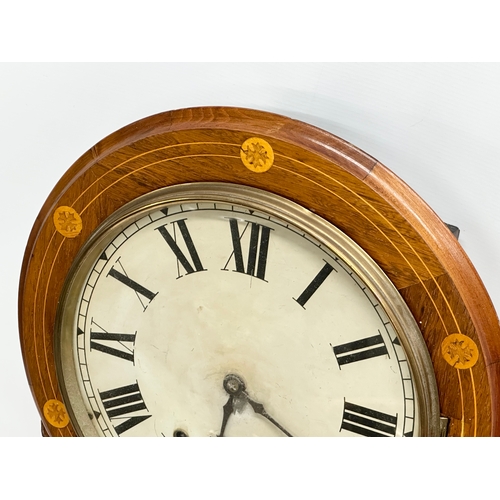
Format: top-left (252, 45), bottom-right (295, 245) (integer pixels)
top-left (245, 395), bottom-right (293, 437)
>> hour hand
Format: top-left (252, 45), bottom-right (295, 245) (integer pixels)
top-left (217, 373), bottom-right (247, 437)
top-left (217, 395), bottom-right (234, 437)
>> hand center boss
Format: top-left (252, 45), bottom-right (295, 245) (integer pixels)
top-left (217, 373), bottom-right (293, 437)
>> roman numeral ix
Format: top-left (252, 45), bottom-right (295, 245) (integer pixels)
top-left (156, 219), bottom-right (205, 278)
top-left (99, 382), bottom-right (151, 436)
top-left (90, 319), bottom-right (136, 363)
top-left (341, 401), bottom-right (397, 437)
top-left (223, 218), bottom-right (272, 281)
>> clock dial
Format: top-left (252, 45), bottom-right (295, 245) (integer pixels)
top-left (57, 184), bottom-right (434, 437)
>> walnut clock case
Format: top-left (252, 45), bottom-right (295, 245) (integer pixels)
top-left (19, 107), bottom-right (500, 437)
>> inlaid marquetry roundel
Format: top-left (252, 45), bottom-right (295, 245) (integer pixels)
top-left (19, 107), bottom-right (500, 436)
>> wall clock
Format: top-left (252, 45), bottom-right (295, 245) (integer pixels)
top-left (19, 106), bottom-right (500, 437)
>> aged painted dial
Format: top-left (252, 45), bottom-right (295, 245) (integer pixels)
top-left (57, 184), bottom-right (432, 437)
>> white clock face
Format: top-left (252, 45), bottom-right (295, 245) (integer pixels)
top-left (58, 185), bottom-right (431, 437)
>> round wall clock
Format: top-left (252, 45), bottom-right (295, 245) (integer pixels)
top-left (19, 107), bottom-right (500, 437)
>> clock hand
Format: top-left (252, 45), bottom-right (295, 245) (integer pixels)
top-left (244, 396), bottom-right (293, 437)
top-left (217, 395), bottom-right (234, 437)
top-left (217, 374), bottom-right (248, 436)
top-left (220, 373), bottom-right (293, 437)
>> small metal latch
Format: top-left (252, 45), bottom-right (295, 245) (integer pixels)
top-left (445, 223), bottom-right (460, 240)
top-left (440, 416), bottom-right (449, 437)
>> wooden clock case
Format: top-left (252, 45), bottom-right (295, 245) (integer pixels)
top-left (18, 106), bottom-right (500, 436)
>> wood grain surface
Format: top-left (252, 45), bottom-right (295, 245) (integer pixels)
top-left (19, 106), bottom-right (500, 436)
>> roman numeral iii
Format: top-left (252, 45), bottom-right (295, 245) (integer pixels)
top-left (223, 218), bottom-right (272, 281)
top-left (340, 401), bottom-right (397, 437)
top-left (99, 382), bottom-right (151, 436)
top-left (156, 219), bottom-right (205, 278)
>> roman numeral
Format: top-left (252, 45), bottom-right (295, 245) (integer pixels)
top-left (294, 261), bottom-right (336, 308)
top-left (99, 382), bottom-right (151, 436)
top-left (332, 333), bottom-right (389, 367)
top-left (156, 219), bottom-right (205, 278)
top-left (341, 401), bottom-right (397, 437)
top-left (223, 218), bottom-right (272, 281)
top-left (90, 319), bottom-right (136, 363)
top-left (107, 258), bottom-right (157, 311)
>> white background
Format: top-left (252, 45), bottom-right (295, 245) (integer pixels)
top-left (3, 63), bottom-right (500, 437)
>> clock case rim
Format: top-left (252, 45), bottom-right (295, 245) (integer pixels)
top-left (18, 106), bottom-right (500, 436)
top-left (55, 182), bottom-right (441, 437)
